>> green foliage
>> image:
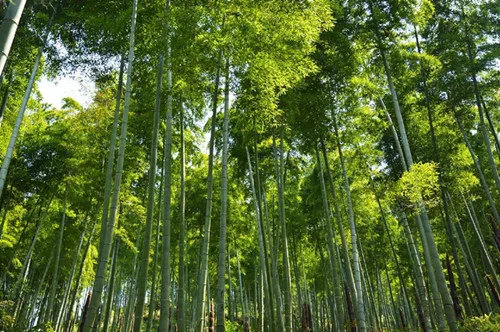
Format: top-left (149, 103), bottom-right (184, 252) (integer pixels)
top-left (394, 162), bottom-right (440, 212)
top-left (0, 0), bottom-right (499, 331)
top-left (462, 314), bottom-right (500, 332)
top-left (0, 300), bottom-right (14, 331)
top-left (28, 322), bottom-right (55, 332)
top-left (224, 319), bottom-right (240, 332)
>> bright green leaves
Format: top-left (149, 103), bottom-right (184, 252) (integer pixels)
top-left (227, 0), bottom-right (332, 128)
top-left (410, 0), bottom-right (434, 29)
top-left (395, 162), bottom-right (440, 212)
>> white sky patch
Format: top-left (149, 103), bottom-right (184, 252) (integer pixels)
top-left (38, 72), bottom-right (95, 109)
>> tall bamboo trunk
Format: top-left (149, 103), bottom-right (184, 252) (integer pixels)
top-left (381, 97), bottom-right (434, 330)
top-left (259, 181), bottom-right (277, 330)
top-left (291, 239), bottom-right (303, 326)
top-left (81, 0), bottom-right (138, 329)
top-left (315, 147), bottom-right (343, 330)
top-left (320, 141), bottom-right (357, 311)
top-left (246, 146), bottom-right (273, 331)
top-left (370, 177), bottom-right (421, 330)
top-left (159, 12), bottom-right (174, 329)
top-left (448, 193), bottom-right (491, 314)
top-left (146, 166), bottom-right (164, 332)
top-left (463, 197), bottom-right (500, 292)
top-left (273, 131), bottom-right (292, 331)
top-left (333, 117), bottom-right (366, 331)
top-left (123, 223), bottom-right (142, 332)
top-left (215, 60), bottom-right (230, 332)
top-left (0, 7), bottom-right (56, 201)
top-left (193, 47), bottom-right (223, 332)
top-left (480, 98), bottom-right (500, 157)
top-left (236, 251), bottom-right (246, 327)
top-left (176, 106), bottom-right (186, 332)
top-left (489, 215), bottom-right (500, 253)
top-left (97, 54), bottom-right (125, 265)
top-left (452, 106), bottom-right (500, 226)
top-left (23, 249), bottom-right (53, 329)
top-left (44, 185), bottom-right (68, 324)
top-left (0, 0), bottom-right (27, 76)
top-left (55, 210), bottom-right (91, 331)
top-left (415, 26), bottom-right (472, 320)
top-left (63, 219), bottom-right (97, 332)
top-left (227, 247), bottom-right (233, 322)
top-left (0, 69), bottom-right (13, 126)
top-left (370, 7), bottom-right (457, 327)
top-left (134, 52), bottom-right (163, 332)
top-left (13, 194), bottom-right (54, 307)
top-left (463, 19), bottom-right (500, 196)
top-left (415, 213), bottom-right (446, 330)
top-left (103, 238), bottom-right (119, 332)
top-left (253, 129), bottom-right (277, 330)
top-left (445, 255), bottom-right (462, 320)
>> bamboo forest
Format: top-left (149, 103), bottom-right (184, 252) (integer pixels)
top-left (0, 0), bottom-right (500, 331)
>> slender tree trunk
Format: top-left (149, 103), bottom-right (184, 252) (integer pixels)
top-left (246, 146), bottom-right (273, 331)
top-left (381, 96), bottom-right (435, 330)
top-left (344, 279), bottom-right (356, 332)
top-left (124, 223), bottom-right (142, 332)
top-left (445, 255), bottom-right (462, 321)
top-left (159, 10), bottom-right (173, 329)
top-left (81, 0), bottom-right (138, 329)
top-left (414, 29), bottom-right (471, 321)
top-left (448, 193), bottom-right (491, 314)
top-left (24, 249), bottom-right (53, 329)
top-left (463, 21), bottom-right (500, 195)
top-left (489, 215), bottom-right (500, 253)
top-left (236, 251), bottom-right (246, 327)
top-left (0, 0), bottom-right (27, 76)
top-left (291, 239), bottom-right (303, 327)
top-left (194, 47), bottom-right (223, 332)
top-left (480, 97), bottom-right (500, 157)
top-left (315, 147), bottom-right (343, 330)
top-left (258, 182), bottom-right (277, 330)
top-left (370, 8), bottom-right (458, 327)
top-left (333, 116), bottom-right (366, 331)
top-left (227, 247), bottom-right (233, 322)
top-left (134, 53), bottom-right (163, 332)
top-left (252, 129), bottom-right (277, 331)
top-left (215, 60), bottom-right (230, 332)
top-left (257, 272), bottom-right (264, 332)
top-left (103, 238), bottom-right (119, 332)
top-left (97, 54), bottom-right (125, 263)
top-left (473, 80), bottom-right (500, 196)
top-left (486, 275), bottom-right (500, 307)
top-left (0, 69), bottom-right (13, 127)
top-left (55, 210), bottom-right (91, 331)
top-left (320, 141), bottom-right (357, 309)
top-left (452, 106), bottom-right (500, 226)
top-left (0, 7), bottom-right (56, 202)
top-left (414, 213), bottom-right (446, 330)
top-left (370, 178), bottom-right (423, 330)
top-left (63, 219), bottom-right (97, 332)
top-left (273, 131), bottom-right (292, 331)
top-left (463, 197), bottom-right (500, 292)
top-left (44, 185), bottom-right (68, 324)
top-left (176, 106), bottom-right (186, 332)
top-left (146, 167), bottom-right (164, 332)
top-left (13, 195), bottom-right (54, 305)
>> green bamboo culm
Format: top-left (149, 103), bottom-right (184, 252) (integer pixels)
top-left (0, 4), bottom-right (57, 203)
top-left (81, 0), bottom-right (139, 330)
top-left (0, 0), bottom-right (27, 77)
top-left (215, 59), bottom-right (231, 332)
top-left (134, 52), bottom-right (163, 332)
